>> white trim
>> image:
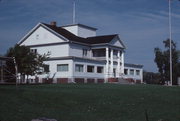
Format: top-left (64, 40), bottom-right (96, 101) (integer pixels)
top-left (18, 23), bottom-right (69, 45)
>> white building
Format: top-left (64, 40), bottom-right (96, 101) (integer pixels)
top-left (18, 22), bottom-right (143, 84)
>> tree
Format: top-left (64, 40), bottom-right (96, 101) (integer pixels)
top-left (154, 39), bottom-right (179, 85)
top-left (6, 44), bottom-right (49, 83)
top-left (143, 71), bottom-right (161, 84)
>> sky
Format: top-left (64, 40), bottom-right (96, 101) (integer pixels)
top-left (0, 0), bottom-right (179, 72)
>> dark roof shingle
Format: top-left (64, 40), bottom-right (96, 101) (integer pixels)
top-left (43, 23), bottom-right (117, 45)
top-left (86, 35), bottom-right (117, 44)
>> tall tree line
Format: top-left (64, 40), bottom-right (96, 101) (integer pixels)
top-left (154, 39), bottom-right (180, 85)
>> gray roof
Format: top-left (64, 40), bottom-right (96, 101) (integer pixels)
top-left (124, 63), bottom-right (143, 68)
top-left (43, 23), bottom-right (118, 45)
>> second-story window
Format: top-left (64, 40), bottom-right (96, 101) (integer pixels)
top-left (36, 34), bottom-right (39, 40)
top-left (30, 49), bottom-right (37, 54)
top-left (92, 49), bottom-right (105, 57)
top-left (83, 49), bottom-right (88, 57)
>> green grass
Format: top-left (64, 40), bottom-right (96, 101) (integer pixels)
top-left (0, 84), bottom-right (179, 121)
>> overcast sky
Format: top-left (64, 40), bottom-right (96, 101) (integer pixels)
top-left (0, 0), bottom-right (179, 72)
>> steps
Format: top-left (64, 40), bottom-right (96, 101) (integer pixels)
top-left (118, 78), bottom-right (132, 84)
top-left (108, 78), bottom-right (132, 84)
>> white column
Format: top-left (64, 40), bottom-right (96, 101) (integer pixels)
top-left (140, 69), bottom-right (143, 83)
top-left (121, 52), bottom-right (124, 74)
top-left (117, 50), bottom-right (120, 77)
top-left (70, 60), bottom-right (74, 83)
top-left (89, 49), bottom-right (92, 58)
top-left (105, 47), bottom-right (109, 81)
top-left (110, 49), bottom-right (113, 77)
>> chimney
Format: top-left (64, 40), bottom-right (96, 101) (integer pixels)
top-left (50, 21), bottom-right (57, 26)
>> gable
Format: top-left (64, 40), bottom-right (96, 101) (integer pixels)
top-left (109, 36), bottom-right (126, 48)
top-left (19, 24), bottom-right (68, 46)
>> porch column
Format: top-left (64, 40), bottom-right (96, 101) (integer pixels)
top-left (110, 49), bottom-right (113, 77)
top-left (121, 52), bottom-right (124, 74)
top-left (89, 49), bottom-right (92, 58)
top-left (140, 69), bottom-right (143, 83)
top-left (70, 60), bottom-right (74, 83)
top-left (105, 47), bottom-right (109, 82)
top-left (117, 50), bottom-right (120, 77)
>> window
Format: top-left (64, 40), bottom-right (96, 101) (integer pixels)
top-left (36, 34), bottom-right (39, 39)
top-left (97, 66), bottom-right (103, 73)
top-left (57, 64), bottom-right (68, 72)
top-left (87, 65), bottom-right (94, 73)
top-left (30, 49), bottom-right (37, 54)
top-left (92, 49), bottom-right (105, 57)
top-left (124, 69), bottom-right (128, 75)
top-left (43, 65), bottom-right (50, 73)
top-left (75, 64), bottom-right (84, 72)
top-left (113, 50), bottom-right (118, 57)
top-left (130, 69), bottom-right (134, 75)
top-left (136, 70), bottom-right (140, 75)
top-left (83, 49), bottom-right (88, 57)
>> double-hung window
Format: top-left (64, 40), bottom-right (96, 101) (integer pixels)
top-left (87, 65), bottom-right (94, 73)
top-left (57, 64), bottom-right (68, 72)
top-left (97, 66), bottom-right (103, 73)
top-left (136, 70), bottom-right (140, 75)
top-left (75, 64), bottom-right (84, 72)
top-left (130, 69), bottom-right (134, 75)
top-left (83, 49), bottom-right (88, 57)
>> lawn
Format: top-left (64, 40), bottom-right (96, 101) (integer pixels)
top-left (0, 84), bottom-right (179, 121)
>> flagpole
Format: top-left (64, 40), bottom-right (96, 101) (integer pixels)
top-left (168, 0), bottom-right (173, 86)
top-left (73, 0), bottom-right (76, 24)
